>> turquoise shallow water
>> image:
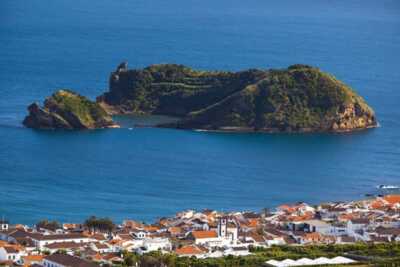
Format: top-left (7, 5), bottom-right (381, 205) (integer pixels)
top-left (0, 0), bottom-right (400, 225)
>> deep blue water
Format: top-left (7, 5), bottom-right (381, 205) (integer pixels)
top-left (1, 0), bottom-right (400, 225)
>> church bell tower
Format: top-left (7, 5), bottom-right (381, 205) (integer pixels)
top-left (217, 217), bottom-right (227, 238)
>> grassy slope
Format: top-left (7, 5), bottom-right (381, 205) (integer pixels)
top-left (179, 65), bottom-right (375, 131)
top-left (101, 64), bottom-right (266, 116)
top-left (49, 90), bottom-right (111, 128)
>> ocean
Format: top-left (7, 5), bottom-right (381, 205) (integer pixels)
top-left (0, 0), bottom-right (399, 225)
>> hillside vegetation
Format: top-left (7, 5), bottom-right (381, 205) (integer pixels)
top-left (24, 90), bottom-right (117, 129)
top-left (98, 63), bottom-right (377, 133)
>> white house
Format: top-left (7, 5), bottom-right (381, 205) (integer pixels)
top-left (264, 235), bottom-right (286, 247)
top-left (143, 237), bottom-right (171, 251)
top-left (223, 246), bottom-right (251, 257)
top-left (329, 222), bottom-right (348, 236)
top-left (0, 246), bottom-right (24, 263)
top-left (303, 220), bottom-right (332, 235)
top-left (0, 220), bottom-right (8, 231)
top-left (136, 237), bottom-right (171, 254)
top-left (347, 218), bottom-right (370, 233)
top-left (30, 233), bottom-right (94, 249)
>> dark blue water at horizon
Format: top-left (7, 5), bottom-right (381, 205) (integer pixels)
top-left (1, 0), bottom-right (400, 225)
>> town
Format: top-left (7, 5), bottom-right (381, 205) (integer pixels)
top-left (0, 194), bottom-right (399, 267)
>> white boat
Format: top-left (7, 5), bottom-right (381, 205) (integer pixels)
top-left (377, 185), bottom-right (400, 190)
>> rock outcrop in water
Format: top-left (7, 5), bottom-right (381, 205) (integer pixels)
top-left (97, 63), bottom-right (377, 133)
top-left (23, 90), bottom-right (118, 130)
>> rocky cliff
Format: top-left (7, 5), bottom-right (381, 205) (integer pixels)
top-left (23, 90), bottom-right (118, 130)
top-left (98, 63), bottom-right (377, 133)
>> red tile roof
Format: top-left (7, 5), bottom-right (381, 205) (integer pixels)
top-left (384, 195), bottom-right (400, 205)
top-left (44, 241), bottom-right (85, 249)
top-left (175, 245), bottom-right (205, 255)
top-left (191, 230), bottom-right (218, 239)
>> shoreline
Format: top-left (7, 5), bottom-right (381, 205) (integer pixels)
top-left (110, 113), bottom-right (379, 134)
top-left (141, 121), bottom-right (378, 134)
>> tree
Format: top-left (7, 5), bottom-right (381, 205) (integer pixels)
top-left (36, 219), bottom-right (61, 231)
top-left (140, 255), bottom-right (162, 267)
top-left (84, 216), bottom-right (115, 233)
top-left (122, 251), bottom-right (139, 267)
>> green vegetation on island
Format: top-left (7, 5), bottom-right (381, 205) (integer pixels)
top-left (23, 90), bottom-right (118, 129)
top-left (98, 63), bottom-right (267, 117)
top-left (23, 63), bottom-right (377, 132)
top-left (98, 63), bottom-right (377, 133)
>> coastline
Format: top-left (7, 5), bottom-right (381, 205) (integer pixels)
top-left (150, 121), bottom-right (378, 134)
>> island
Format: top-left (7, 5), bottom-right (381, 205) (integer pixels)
top-left (97, 63), bottom-right (377, 133)
top-left (23, 63), bottom-right (377, 132)
top-left (23, 90), bottom-right (118, 129)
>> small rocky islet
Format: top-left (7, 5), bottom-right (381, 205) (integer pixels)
top-left (23, 90), bottom-right (117, 130)
top-left (24, 63), bottom-right (377, 132)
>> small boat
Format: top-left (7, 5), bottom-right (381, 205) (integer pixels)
top-left (377, 185), bottom-right (400, 190)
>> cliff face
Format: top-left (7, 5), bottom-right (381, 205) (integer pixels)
top-left (98, 63), bottom-right (377, 133)
top-left (23, 90), bottom-right (118, 130)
